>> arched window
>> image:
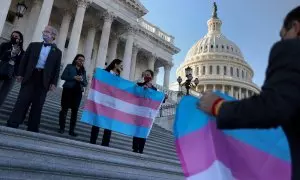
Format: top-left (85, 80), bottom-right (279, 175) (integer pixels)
top-left (237, 68), bottom-right (240, 77)
top-left (196, 66), bottom-right (199, 76)
top-left (211, 45), bottom-right (213, 49)
top-left (230, 67), bottom-right (234, 76)
top-left (209, 66), bottom-right (213, 74)
top-left (242, 70), bottom-right (244, 79)
top-left (224, 66), bottom-right (227, 75)
top-left (216, 66), bottom-right (220, 74)
top-left (202, 66), bottom-right (206, 75)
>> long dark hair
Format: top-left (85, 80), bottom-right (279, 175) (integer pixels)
top-left (105, 59), bottom-right (122, 75)
top-left (72, 54), bottom-right (85, 72)
top-left (11, 31), bottom-right (24, 51)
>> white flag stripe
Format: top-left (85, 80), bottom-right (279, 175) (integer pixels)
top-left (187, 161), bottom-right (235, 180)
top-left (88, 89), bottom-right (158, 120)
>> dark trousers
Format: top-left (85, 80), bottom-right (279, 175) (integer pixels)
top-left (132, 137), bottom-right (146, 153)
top-left (7, 70), bottom-right (48, 132)
top-left (59, 107), bottom-right (78, 133)
top-left (90, 126), bottom-right (112, 147)
top-left (0, 78), bottom-right (15, 106)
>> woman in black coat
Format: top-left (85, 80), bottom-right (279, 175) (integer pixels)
top-left (58, 54), bottom-right (88, 137)
top-left (90, 59), bottom-right (123, 146)
top-left (0, 31), bottom-right (24, 106)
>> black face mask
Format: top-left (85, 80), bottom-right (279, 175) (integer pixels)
top-left (10, 37), bottom-right (18, 45)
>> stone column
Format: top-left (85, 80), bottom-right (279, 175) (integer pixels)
top-left (84, 25), bottom-right (96, 72)
top-left (129, 44), bottom-right (139, 80)
top-left (122, 26), bottom-right (135, 79)
top-left (63, 0), bottom-right (89, 70)
top-left (153, 68), bottom-right (159, 83)
top-left (96, 11), bottom-right (115, 68)
top-left (163, 65), bottom-right (172, 88)
top-left (239, 87), bottom-right (242, 100)
top-left (57, 9), bottom-right (72, 53)
top-left (24, 0), bottom-right (42, 48)
top-left (148, 53), bottom-right (156, 71)
top-left (222, 85), bottom-right (225, 93)
top-left (230, 86), bottom-right (234, 97)
top-left (31, 0), bottom-right (55, 42)
top-left (0, 0), bottom-right (12, 36)
top-left (107, 32), bottom-right (119, 64)
top-left (204, 85), bottom-right (207, 92)
top-left (246, 89), bottom-right (249, 98)
top-left (213, 85), bottom-right (216, 91)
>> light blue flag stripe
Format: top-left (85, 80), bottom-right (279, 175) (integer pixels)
top-left (82, 111), bottom-right (150, 138)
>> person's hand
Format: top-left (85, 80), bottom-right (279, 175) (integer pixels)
top-left (197, 91), bottom-right (223, 116)
top-left (49, 84), bottom-right (56, 91)
top-left (74, 76), bottom-right (82, 81)
top-left (16, 76), bottom-right (23, 83)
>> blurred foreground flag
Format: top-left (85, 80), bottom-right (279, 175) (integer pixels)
top-left (174, 93), bottom-right (291, 180)
top-left (81, 68), bottom-right (165, 138)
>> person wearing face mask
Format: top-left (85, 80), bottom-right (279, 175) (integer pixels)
top-left (0, 31), bottom-right (24, 107)
top-left (90, 59), bottom-right (123, 147)
top-left (58, 54), bottom-right (87, 137)
top-left (197, 6), bottom-right (300, 180)
top-left (132, 69), bottom-right (167, 154)
top-left (7, 25), bottom-right (62, 133)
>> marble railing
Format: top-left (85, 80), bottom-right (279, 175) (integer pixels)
top-left (137, 18), bottom-right (174, 44)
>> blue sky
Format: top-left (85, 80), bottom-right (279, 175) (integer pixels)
top-left (140, 0), bottom-right (299, 87)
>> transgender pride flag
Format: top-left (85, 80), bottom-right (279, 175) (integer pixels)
top-left (81, 68), bottom-right (165, 138)
top-left (174, 93), bottom-right (291, 180)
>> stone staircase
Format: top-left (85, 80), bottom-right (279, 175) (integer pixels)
top-left (0, 83), bottom-right (183, 180)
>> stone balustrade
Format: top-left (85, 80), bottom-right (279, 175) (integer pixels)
top-left (137, 18), bottom-right (174, 44)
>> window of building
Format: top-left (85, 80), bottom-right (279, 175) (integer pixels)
top-left (202, 66), bottom-right (206, 75)
top-left (216, 66), bottom-right (220, 74)
top-left (242, 70), bottom-right (244, 79)
top-left (196, 66), bottom-right (199, 75)
top-left (209, 66), bottom-right (213, 74)
top-left (237, 69), bottom-right (240, 77)
top-left (222, 45), bottom-right (224, 49)
top-left (230, 67), bottom-right (233, 76)
top-left (216, 45), bottom-right (218, 48)
top-left (224, 66), bottom-right (227, 75)
top-left (211, 45), bottom-right (213, 49)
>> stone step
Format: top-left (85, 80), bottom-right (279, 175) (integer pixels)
top-left (0, 118), bottom-right (178, 161)
top-left (3, 90), bottom-right (175, 137)
top-left (0, 106), bottom-right (175, 147)
top-left (0, 126), bottom-right (183, 180)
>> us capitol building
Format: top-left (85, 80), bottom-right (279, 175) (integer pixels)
top-left (0, 0), bottom-right (180, 88)
top-left (170, 3), bottom-right (260, 100)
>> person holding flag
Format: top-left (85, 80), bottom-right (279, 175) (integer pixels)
top-left (198, 6), bottom-right (300, 180)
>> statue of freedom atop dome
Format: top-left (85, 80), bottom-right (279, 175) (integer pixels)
top-left (212, 2), bottom-right (218, 18)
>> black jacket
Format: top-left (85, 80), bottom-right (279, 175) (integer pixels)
top-left (19, 42), bottom-right (62, 89)
top-left (216, 39), bottom-right (300, 180)
top-left (0, 42), bottom-right (24, 76)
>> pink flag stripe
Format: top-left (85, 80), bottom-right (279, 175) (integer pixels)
top-left (84, 99), bottom-right (153, 128)
top-left (91, 78), bottom-right (161, 110)
top-left (176, 121), bottom-right (290, 180)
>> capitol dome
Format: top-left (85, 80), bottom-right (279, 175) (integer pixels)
top-left (171, 3), bottom-right (260, 99)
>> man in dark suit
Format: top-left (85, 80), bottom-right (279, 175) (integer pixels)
top-left (7, 26), bottom-right (62, 132)
top-left (198, 6), bottom-right (300, 180)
